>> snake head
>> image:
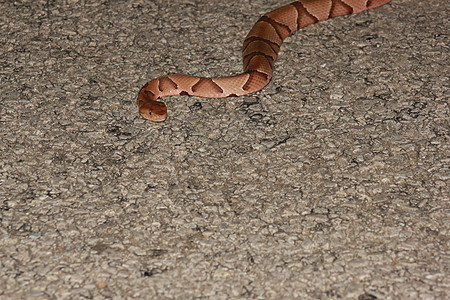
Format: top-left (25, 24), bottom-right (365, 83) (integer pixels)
top-left (138, 99), bottom-right (167, 122)
top-left (137, 87), bottom-right (167, 122)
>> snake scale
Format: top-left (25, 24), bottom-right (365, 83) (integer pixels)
top-left (137, 0), bottom-right (391, 122)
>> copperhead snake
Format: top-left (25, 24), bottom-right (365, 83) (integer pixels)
top-left (137, 0), bottom-right (391, 122)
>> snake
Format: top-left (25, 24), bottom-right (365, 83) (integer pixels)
top-left (137, 0), bottom-right (391, 122)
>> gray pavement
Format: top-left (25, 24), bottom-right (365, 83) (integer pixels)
top-left (1, 0), bottom-right (448, 299)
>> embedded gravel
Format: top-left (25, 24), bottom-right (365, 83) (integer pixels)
top-left (0, 0), bottom-right (448, 299)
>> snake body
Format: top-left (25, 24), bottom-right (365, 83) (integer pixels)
top-left (137, 0), bottom-right (391, 122)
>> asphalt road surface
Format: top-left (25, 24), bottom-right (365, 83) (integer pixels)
top-left (1, 0), bottom-right (448, 298)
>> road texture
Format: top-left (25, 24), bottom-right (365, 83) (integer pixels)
top-left (0, 0), bottom-right (448, 299)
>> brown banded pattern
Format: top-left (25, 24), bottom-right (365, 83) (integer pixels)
top-left (137, 0), bottom-right (391, 122)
